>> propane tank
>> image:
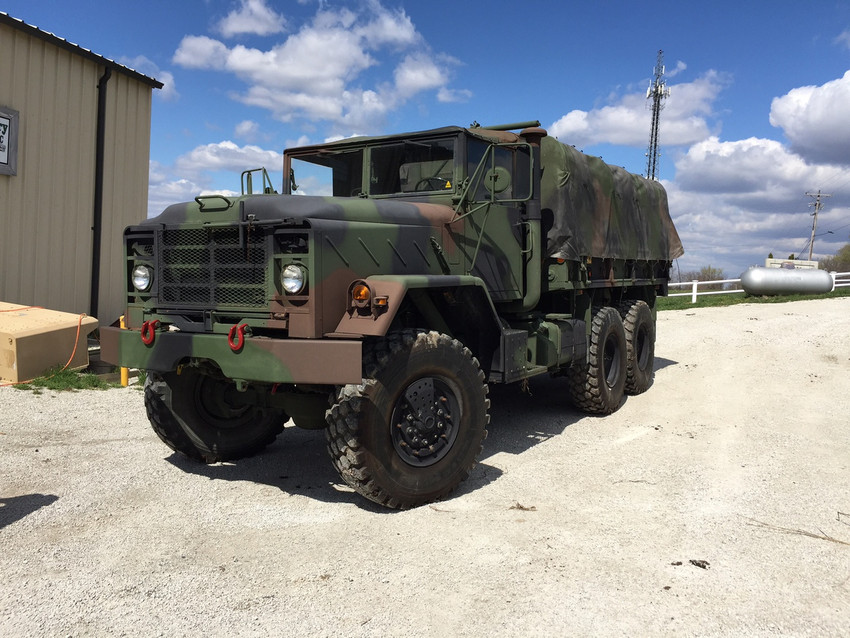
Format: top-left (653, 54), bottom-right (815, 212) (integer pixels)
top-left (740, 267), bottom-right (834, 296)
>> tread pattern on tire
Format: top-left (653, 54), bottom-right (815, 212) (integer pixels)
top-left (619, 300), bottom-right (655, 395)
top-left (145, 373), bottom-right (207, 462)
top-left (567, 306), bottom-right (626, 415)
top-left (144, 371), bottom-right (284, 464)
top-left (325, 329), bottom-right (489, 509)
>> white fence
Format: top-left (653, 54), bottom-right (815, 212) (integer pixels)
top-left (669, 271), bottom-right (850, 303)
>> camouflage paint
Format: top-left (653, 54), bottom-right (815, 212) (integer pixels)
top-left (101, 121), bottom-right (682, 384)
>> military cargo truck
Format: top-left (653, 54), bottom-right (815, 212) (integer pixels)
top-left (101, 120), bottom-right (683, 508)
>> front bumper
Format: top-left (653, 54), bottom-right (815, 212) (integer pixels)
top-left (100, 324), bottom-right (363, 385)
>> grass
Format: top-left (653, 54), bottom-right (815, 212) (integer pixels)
top-left (12, 367), bottom-right (120, 393)
top-left (658, 285), bottom-right (850, 311)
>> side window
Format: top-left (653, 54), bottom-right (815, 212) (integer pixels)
top-left (370, 139), bottom-right (455, 195)
top-left (466, 139), bottom-right (531, 201)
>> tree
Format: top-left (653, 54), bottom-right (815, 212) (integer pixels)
top-left (677, 265), bottom-right (727, 290)
top-left (820, 242), bottom-right (850, 272)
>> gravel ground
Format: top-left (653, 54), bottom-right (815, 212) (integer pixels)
top-left (1, 298), bottom-right (849, 637)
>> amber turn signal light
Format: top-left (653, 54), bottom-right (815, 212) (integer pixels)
top-left (352, 283), bottom-right (371, 302)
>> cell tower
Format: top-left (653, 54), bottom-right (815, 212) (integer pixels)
top-left (645, 50), bottom-right (671, 180)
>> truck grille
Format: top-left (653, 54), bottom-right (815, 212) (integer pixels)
top-left (159, 227), bottom-right (268, 308)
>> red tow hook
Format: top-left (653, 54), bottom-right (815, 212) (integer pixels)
top-left (228, 323), bottom-right (249, 352)
top-left (140, 320), bottom-right (160, 345)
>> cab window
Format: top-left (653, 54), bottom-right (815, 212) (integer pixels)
top-left (370, 138), bottom-right (455, 196)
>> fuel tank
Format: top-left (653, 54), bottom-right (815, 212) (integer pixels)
top-left (740, 267), bottom-right (834, 296)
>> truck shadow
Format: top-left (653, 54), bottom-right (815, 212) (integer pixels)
top-left (165, 364), bottom-right (678, 510)
top-left (481, 374), bottom-right (581, 460)
top-left (0, 493), bottom-right (59, 530)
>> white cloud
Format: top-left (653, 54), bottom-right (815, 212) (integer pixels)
top-left (172, 1), bottom-right (464, 133)
top-left (437, 87), bottom-right (472, 103)
top-left (234, 119), bottom-right (260, 141)
top-left (148, 144), bottom-right (284, 216)
top-left (674, 136), bottom-right (811, 200)
top-left (148, 161), bottom-right (204, 216)
top-left (394, 54), bottom-right (445, 97)
top-left (668, 124), bottom-right (850, 275)
top-left (121, 55), bottom-right (179, 101)
top-left (174, 140), bottom-right (283, 177)
top-left (173, 36), bottom-right (231, 69)
top-left (835, 29), bottom-right (850, 50)
top-left (769, 71), bottom-right (850, 165)
top-left (549, 71), bottom-right (728, 148)
top-left (216, 0), bottom-right (287, 38)
top-left (666, 60), bottom-right (687, 78)
top-left (354, 2), bottom-right (419, 48)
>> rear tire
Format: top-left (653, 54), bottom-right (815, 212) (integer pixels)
top-left (144, 369), bottom-right (286, 463)
top-left (326, 330), bottom-right (489, 509)
top-left (567, 307), bottom-right (627, 414)
top-left (619, 300), bottom-right (655, 395)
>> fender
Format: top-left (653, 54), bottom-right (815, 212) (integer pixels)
top-left (331, 274), bottom-right (503, 339)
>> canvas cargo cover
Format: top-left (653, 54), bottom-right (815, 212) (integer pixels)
top-left (540, 136), bottom-right (684, 261)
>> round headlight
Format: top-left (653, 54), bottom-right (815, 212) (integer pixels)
top-left (281, 264), bottom-right (307, 294)
top-left (132, 264), bottom-right (153, 291)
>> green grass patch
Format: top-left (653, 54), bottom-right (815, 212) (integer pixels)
top-left (659, 285), bottom-right (850, 311)
top-left (13, 367), bottom-right (120, 393)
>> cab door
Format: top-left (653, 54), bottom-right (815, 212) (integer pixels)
top-left (457, 139), bottom-right (533, 303)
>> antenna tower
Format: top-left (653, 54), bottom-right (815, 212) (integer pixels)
top-left (645, 50), bottom-right (671, 180)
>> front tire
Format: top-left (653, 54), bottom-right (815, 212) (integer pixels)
top-left (144, 369), bottom-right (286, 463)
top-left (326, 330), bottom-right (490, 509)
top-left (568, 307), bottom-right (627, 414)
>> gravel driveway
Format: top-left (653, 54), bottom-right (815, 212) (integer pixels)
top-left (2, 298), bottom-right (849, 636)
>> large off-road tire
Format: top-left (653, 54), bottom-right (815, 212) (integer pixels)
top-left (144, 369), bottom-right (286, 463)
top-left (619, 300), bottom-right (656, 395)
top-left (567, 306), bottom-right (627, 414)
top-left (326, 330), bottom-right (490, 509)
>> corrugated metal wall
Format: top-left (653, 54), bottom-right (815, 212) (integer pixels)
top-left (0, 21), bottom-right (153, 323)
top-left (100, 72), bottom-right (154, 323)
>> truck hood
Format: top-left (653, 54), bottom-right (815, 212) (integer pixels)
top-left (143, 194), bottom-right (456, 229)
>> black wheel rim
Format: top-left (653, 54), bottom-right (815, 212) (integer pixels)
top-left (192, 375), bottom-right (254, 430)
top-left (603, 334), bottom-right (622, 388)
top-left (391, 376), bottom-right (461, 467)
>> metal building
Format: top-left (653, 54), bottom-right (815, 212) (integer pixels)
top-left (0, 12), bottom-right (162, 323)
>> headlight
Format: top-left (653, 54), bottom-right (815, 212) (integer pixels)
top-left (132, 264), bottom-right (153, 291)
top-left (281, 264), bottom-right (307, 294)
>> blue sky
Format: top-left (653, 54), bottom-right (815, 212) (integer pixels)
top-left (5, 0), bottom-right (850, 277)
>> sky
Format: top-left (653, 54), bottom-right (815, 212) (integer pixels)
top-left (5, 0), bottom-right (850, 277)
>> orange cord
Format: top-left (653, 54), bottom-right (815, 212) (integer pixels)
top-left (0, 305), bottom-right (44, 312)
top-left (0, 311), bottom-right (87, 388)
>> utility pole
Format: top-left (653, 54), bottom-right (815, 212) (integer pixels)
top-left (806, 190), bottom-right (832, 261)
top-left (645, 50), bottom-right (671, 181)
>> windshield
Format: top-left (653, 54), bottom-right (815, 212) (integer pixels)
top-left (369, 138), bottom-right (455, 196)
top-left (288, 136), bottom-right (457, 198)
top-left (289, 149), bottom-right (363, 197)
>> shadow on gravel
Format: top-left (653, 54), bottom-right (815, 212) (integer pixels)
top-left (481, 374), bottom-right (582, 461)
top-left (165, 431), bottom-right (503, 512)
top-left (0, 493), bottom-right (59, 529)
top-left (653, 357), bottom-right (679, 372)
top-left (163, 366), bottom-right (675, 509)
